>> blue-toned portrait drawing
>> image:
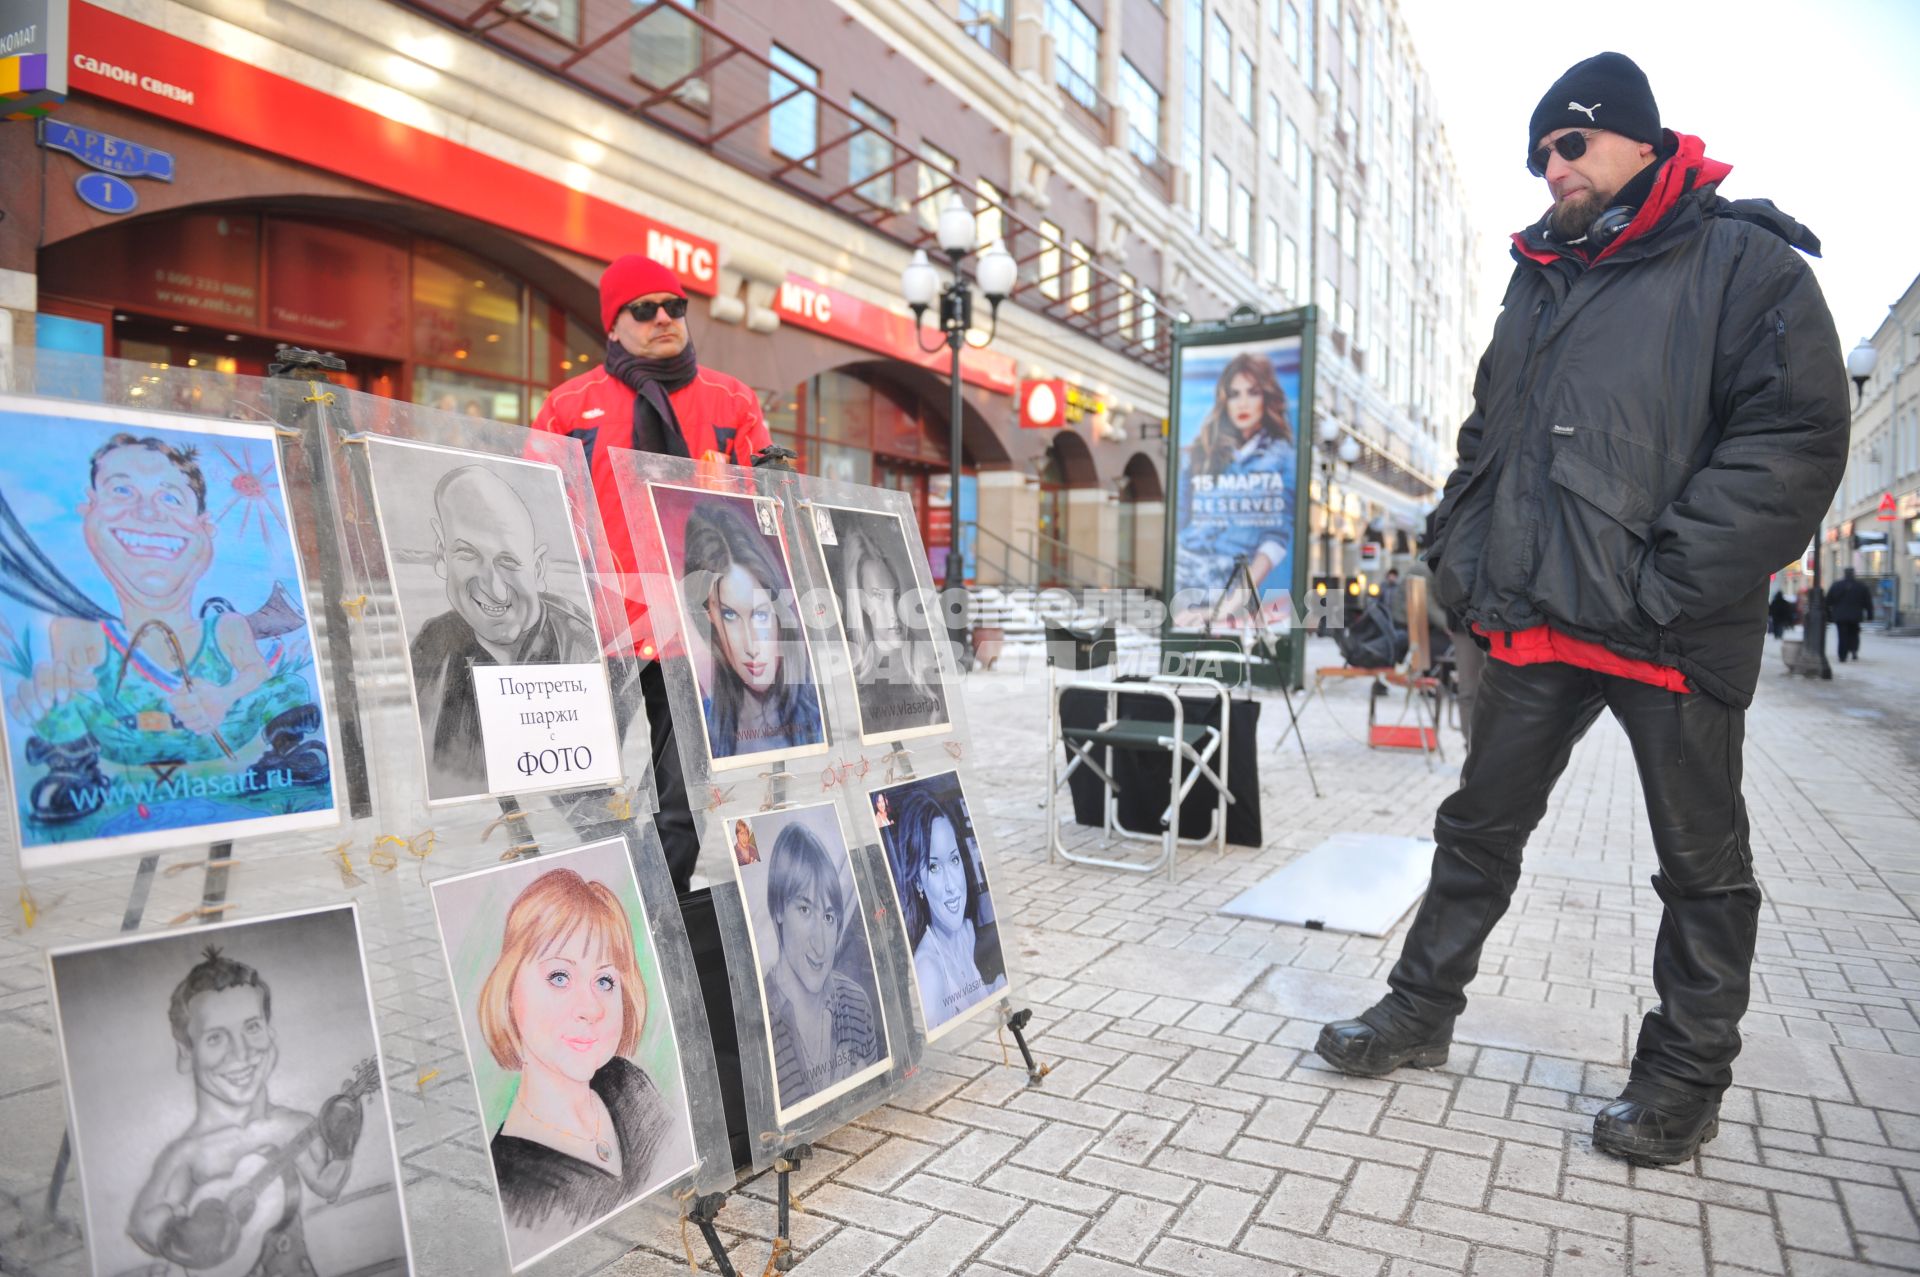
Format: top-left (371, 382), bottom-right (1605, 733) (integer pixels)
top-left (1172, 337), bottom-right (1303, 612)
top-left (0, 396), bottom-right (339, 867)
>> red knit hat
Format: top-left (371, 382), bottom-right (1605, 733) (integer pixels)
top-left (599, 255), bottom-right (686, 331)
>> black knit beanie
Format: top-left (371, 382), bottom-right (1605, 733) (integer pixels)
top-left (1528, 52), bottom-right (1660, 151)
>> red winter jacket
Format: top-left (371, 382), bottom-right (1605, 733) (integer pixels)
top-left (531, 364), bottom-right (770, 654)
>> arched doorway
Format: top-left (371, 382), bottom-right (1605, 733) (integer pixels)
top-left (1117, 452), bottom-right (1166, 588)
top-left (36, 205), bottom-right (603, 423)
top-left (1037, 430), bottom-right (1099, 585)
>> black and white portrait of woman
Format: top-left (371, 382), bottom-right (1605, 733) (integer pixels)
top-left (731, 803), bottom-right (890, 1123)
top-left (814, 505), bottom-right (950, 744)
top-left (649, 485), bottom-right (827, 771)
top-left (871, 771), bottom-right (1009, 1039)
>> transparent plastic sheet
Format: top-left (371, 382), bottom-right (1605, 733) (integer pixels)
top-left (0, 352), bottom-right (732, 1277)
top-left (610, 451), bottom-right (1025, 1170)
top-left (779, 470), bottom-right (1024, 1053)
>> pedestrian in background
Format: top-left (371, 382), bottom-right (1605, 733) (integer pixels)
top-left (1767, 588), bottom-right (1794, 638)
top-left (1315, 53), bottom-right (1847, 1168)
top-left (1826, 567), bottom-right (1874, 663)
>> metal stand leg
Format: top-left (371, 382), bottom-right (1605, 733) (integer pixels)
top-left (1270, 684), bottom-right (1322, 798)
top-left (1006, 1008), bottom-right (1049, 1085)
top-left (687, 1194), bottom-right (736, 1277)
top-left (771, 1144), bottom-right (812, 1272)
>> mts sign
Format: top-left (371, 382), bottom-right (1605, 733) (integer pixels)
top-left (779, 279), bottom-right (832, 324)
top-left (645, 228), bottom-right (716, 291)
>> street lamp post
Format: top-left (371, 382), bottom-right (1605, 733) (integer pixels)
top-left (1847, 338), bottom-right (1900, 633)
top-left (902, 197), bottom-right (1017, 667)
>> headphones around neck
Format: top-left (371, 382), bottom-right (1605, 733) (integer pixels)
top-left (1587, 205), bottom-right (1637, 250)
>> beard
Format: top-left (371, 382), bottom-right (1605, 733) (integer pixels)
top-left (1548, 187), bottom-right (1611, 241)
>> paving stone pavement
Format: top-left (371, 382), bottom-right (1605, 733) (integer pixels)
top-left (3, 632), bottom-right (1917, 1276)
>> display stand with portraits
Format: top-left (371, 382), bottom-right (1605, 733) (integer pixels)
top-left (0, 350), bottom-right (738, 1277)
top-left (609, 451), bottom-right (1037, 1227)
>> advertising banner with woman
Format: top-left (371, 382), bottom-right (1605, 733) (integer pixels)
top-left (1165, 316), bottom-right (1315, 625)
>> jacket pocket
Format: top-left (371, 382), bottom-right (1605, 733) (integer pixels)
top-left (1542, 446), bottom-right (1660, 638)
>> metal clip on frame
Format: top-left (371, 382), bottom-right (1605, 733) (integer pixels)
top-left (687, 1193), bottom-right (738, 1277)
top-left (772, 1144), bottom-right (812, 1271)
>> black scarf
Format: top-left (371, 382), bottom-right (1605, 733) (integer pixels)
top-left (605, 337), bottom-right (699, 458)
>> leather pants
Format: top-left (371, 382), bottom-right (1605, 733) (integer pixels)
top-left (1378, 657), bottom-right (1760, 1102)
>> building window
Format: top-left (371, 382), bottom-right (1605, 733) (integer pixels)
top-left (1342, 203), bottom-right (1358, 258)
top-left (1119, 270), bottom-right (1137, 337)
top-left (1283, 0), bottom-right (1301, 66)
top-left (1339, 298), bottom-right (1356, 340)
top-left (1208, 157), bottom-right (1231, 238)
top-left (1233, 185), bottom-right (1253, 257)
top-left (848, 96), bottom-right (896, 208)
top-left (1281, 234), bottom-right (1299, 300)
top-left (1038, 220), bottom-right (1063, 300)
top-left (1324, 68), bottom-right (1341, 135)
top-left (520, 0), bottom-right (579, 42)
top-left (630, 0), bottom-right (706, 109)
top-left (976, 178), bottom-right (1006, 248)
top-left (1320, 172), bottom-right (1338, 234)
top-left (1261, 216), bottom-right (1279, 284)
top-left (1210, 13), bottom-right (1231, 92)
top-left (917, 143), bottom-right (958, 232)
top-left (768, 45), bottom-right (820, 168)
top-left (1183, 0), bottom-right (1205, 231)
top-left (1282, 116), bottom-right (1301, 182)
top-left (1117, 57), bottom-right (1163, 165)
top-left (958, 0), bottom-right (1009, 54)
top-left (1233, 50), bottom-right (1254, 121)
top-left (1141, 285), bottom-right (1158, 347)
top-left (1266, 0), bottom-right (1281, 34)
top-left (1046, 0), bottom-right (1102, 111)
top-left (1069, 241), bottom-right (1092, 312)
top-left (1264, 94), bottom-right (1282, 158)
top-left (1344, 11), bottom-right (1359, 66)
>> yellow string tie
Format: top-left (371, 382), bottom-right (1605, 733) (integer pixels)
top-left (605, 787), bottom-right (636, 822)
top-left (329, 841), bottom-right (364, 888)
top-left (303, 384), bottom-right (337, 405)
top-left (340, 595), bottom-right (368, 620)
top-left (674, 1188), bottom-right (700, 1275)
top-left (368, 835), bottom-right (404, 874)
top-left (167, 903), bottom-right (234, 926)
top-left (20, 887), bottom-right (39, 930)
top-left (406, 830), bottom-right (438, 885)
top-left (759, 1238), bottom-right (790, 1277)
top-left (163, 858), bottom-right (209, 877)
top-left (499, 841), bottom-right (540, 862)
top-left (415, 1069), bottom-right (439, 1088)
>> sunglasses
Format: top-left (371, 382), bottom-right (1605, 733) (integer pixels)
top-left (626, 297), bottom-right (689, 323)
top-left (1527, 129), bottom-right (1599, 177)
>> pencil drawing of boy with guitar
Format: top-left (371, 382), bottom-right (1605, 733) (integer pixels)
top-left (126, 946), bottom-right (376, 1277)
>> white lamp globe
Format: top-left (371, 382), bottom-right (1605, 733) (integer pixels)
top-left (1318, 415), bottom-right (1342, 444)
top-left (1847, 338), bottom-right (1879, 383)
top-left (1338, 436), bottom-right (1362, 464)
top-left (977, 240), bottom-right (1017, 300)
top-left (936, 196), bottom-right (976, 255)
top-left (900, 249), bottom-right (940, 309)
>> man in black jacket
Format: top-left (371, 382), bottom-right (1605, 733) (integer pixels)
top-left (1826, 567), bottom-right (1875, 661)
top-left (1315, 54), bottom-right (1848, 1167)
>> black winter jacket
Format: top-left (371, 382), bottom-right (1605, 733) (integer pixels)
top-left (1426, 135), bottom-right (1849, 707)
top-left (1825, 576), bottom-right (1874, 625)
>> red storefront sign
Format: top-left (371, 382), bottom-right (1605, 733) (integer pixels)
top-left (64, 2), bottom-right (719, 293)
top-left (775, 276), bottom-right (1018, 394)
top-left (1019, 379), bottom-right (1065, 428)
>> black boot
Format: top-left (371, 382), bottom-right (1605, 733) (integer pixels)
top-left (1592, 1093), bottom-right (1720, 1166)
top-left (1315, 1007), bottom-right (1452, 1077)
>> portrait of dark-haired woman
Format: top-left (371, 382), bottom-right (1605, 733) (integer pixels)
top-left (679, 500), bottom-right (824, 762)
top-left (881, 783), bottom-right (1006, 1028)
top-left (1176, 350), bottom-right (1297, 602)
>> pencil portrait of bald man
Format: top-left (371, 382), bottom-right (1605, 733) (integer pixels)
top-left (389, 460), bottom-right (598, 801)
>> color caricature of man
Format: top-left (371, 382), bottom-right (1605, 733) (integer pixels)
top-left (127, 947), bottom-right (362, 1276)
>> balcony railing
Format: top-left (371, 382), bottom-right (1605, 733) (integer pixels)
top-left (391, 0), bottom-right (1173, 370)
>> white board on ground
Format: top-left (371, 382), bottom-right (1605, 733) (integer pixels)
top-left (1219, 832), bottom-right (1434, 936)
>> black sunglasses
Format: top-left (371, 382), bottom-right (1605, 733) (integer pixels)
top-left (626, 297), bottom-right (689, 323)
top-left (1527, 129), bottom-right (1599, 177)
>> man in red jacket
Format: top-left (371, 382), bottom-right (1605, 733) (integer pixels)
top-left (532, 255), bottom-right (770, 891)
